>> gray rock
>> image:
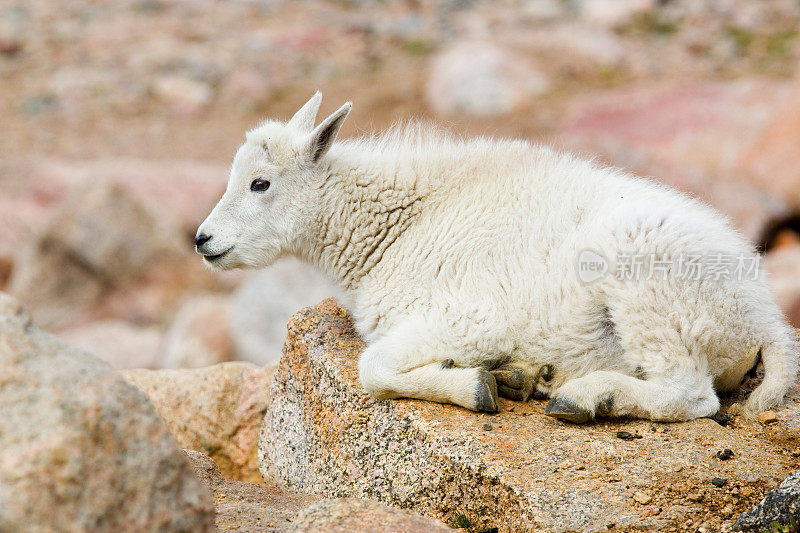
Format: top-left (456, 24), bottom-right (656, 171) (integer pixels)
top-left (230, 257), bottom-right (334, 365)
top-left (8, 177), bottom-right (216, 329)
top-left (425, 40), bottom-right (548, 117)
top-left (161, 294), bottom-right (234, 368)
top-left (184, 449), bottom-right (451, 532)
top-left (185, 449), bottom-right (321, 532)
top-left (288, 498), bottom-right (452, 532)
top-left (0, 292), bottom-right (215, 532)
top-left (735, 472), bottom-right (800, 530)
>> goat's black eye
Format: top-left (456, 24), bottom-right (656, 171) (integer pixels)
top-left (250, 178), bottom-right (270, 192)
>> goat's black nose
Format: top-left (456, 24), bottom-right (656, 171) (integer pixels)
top-left (195, 234), bottom-right (212, 247)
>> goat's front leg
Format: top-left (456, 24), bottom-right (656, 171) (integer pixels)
top-left (357, 326), bottom-right (499, 412)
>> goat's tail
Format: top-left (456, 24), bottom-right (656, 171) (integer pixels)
top-left (744, 325), bottom-right (799, 414)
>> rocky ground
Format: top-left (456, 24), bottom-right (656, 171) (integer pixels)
top-left (4, 292), bottom-right (800, 532)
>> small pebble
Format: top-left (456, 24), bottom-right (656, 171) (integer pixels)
top-left (758, 410), bottom-right (778, 425)
top-left (616, 430), bottom-right (642, 441)
top-left (716, 448), bottom-right (734, 460)
top-left (687, 490), bottom-right (705, 502)
top-left (633, 491), bottom-right (652, 504)
top-left (711, 477), bottom-right (728, 487)
top-left (722, 503), bottom-right (734, 515)
top-left (483, 423), bottom-right (493, 431)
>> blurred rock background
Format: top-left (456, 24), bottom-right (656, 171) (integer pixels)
top-left (2, 0), bottom-right (800, 370)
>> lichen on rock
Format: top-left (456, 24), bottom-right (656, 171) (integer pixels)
top-left (735, 471), bottom-right (800, 531)
top-left (260, 298), bottom-right (800, 532)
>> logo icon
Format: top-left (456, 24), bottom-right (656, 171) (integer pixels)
top-left (576, 249), bottom-right (609, 283)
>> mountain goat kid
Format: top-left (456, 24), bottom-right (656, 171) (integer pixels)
top-left (196, 93), bottom-right (797, 423)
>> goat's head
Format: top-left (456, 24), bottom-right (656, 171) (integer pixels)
top-left (195, 92), bottom-right (351, 270)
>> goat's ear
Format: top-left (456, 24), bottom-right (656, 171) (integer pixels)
top-left (307, 102), bottom-right (351, 163)
top-left (287, 91), bottom-right (322, 133)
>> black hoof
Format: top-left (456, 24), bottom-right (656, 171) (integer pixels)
top-left (491, 365), bottom-right (526, 389)
top-left (441, 359), bottom-right (455, 369)
top-left (475, 369), bottom-right (499, 412)
top-left (498, 384), bottom-right (526, 401)
top-left (596, 393), bottom-right (615, 416)
top-left (539, 364), bottom-right (554, 382)
top-left (545, 397), bottom-right (592, 424)
top-left (491, 363), bottom-right (537, 401)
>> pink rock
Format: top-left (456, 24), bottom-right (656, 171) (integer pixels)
top-left (220, 67), bottom-right (274, 109)
top-left (0, 160), bottom-right (74, 262)
top-left (560, 80), bottom-right (795, 242)
top-left (562, 81), bottom-right (790, 170)
top-left (121, 362), bottom-right (276, 484)
top-left (739, 78), bottom-right (800, 208)
top-left (0, 158), bottom-right (228, 261)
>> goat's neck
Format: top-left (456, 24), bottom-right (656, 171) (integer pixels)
top-left (297, 157), bottom-right (426, 291)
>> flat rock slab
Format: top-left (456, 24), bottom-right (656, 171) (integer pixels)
top-left (186, 450), bottom-right (450, 532)
top-left (260, 299), bottom-right (800, 532)
top-left (187, 449), bottom-right (321, 532)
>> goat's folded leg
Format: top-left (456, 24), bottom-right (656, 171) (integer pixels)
top-left (545, 368), bottom-right (720, 423)
top-left (357, 330), bottom-right (499, 413)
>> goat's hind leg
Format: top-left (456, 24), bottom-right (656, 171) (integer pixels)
top-left (546, 368), bottom-right (720, 423)
top-left (358, 324), bottom-right (499, 412)
top-left (491, 361), bottom-right (553, 401)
